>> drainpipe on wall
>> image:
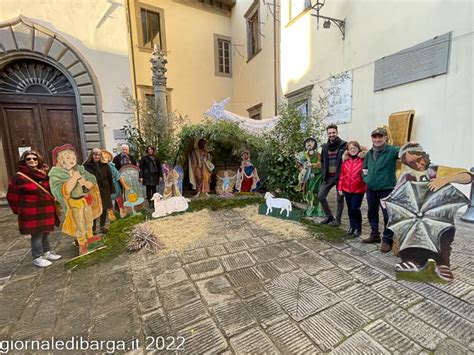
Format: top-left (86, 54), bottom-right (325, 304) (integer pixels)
top-left (273, 0), bottom-right (280, 115)
top-left (125, 0), bottom-right (141, 130)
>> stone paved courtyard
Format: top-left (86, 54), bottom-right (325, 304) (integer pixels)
top-left (0, 200), bottom-right (473, 354)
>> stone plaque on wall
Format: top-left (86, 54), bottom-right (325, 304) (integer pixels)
top-left (113, 129), bottom-right (127, 145)
top-left (374, 32), bottom-right (451, 91)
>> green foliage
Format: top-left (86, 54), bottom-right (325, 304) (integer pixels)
top-left (301, 218), bottom-right (347, 242)
top-left (64, 196), bottom-right (263, 270)
top-left (258, 104), bottom-right (326, 201)
top-left (189, 195), bottom-right (264, 211)
top-left (120, 88), bottom-right (186, 161)
top-left (176, 119), bottom-right (264, 168)
top-left (64, 214), bottom-right (146, 270)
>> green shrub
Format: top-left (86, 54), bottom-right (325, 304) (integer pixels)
top-left (176, 119), bottom-right (264, 169)
top-left (120, 88), bottom-right (185, 161)
top-left (258, 104), bottom-right (326, 201)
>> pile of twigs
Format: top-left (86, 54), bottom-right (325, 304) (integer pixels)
top-left (127, 224), bottom-right (165, 252)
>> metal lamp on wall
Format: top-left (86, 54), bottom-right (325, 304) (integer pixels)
top-left (310, 0), bottom-right (346, 39)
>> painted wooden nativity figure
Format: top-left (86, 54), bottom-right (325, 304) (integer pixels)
top-left (235, 150), bottom-right (260, 193)
top-left (48, 144), bottom-right (102, 255)
top-left (385, 142), bottom-right (472, 283)
top-left (296, 137), bottom-right (324, 217)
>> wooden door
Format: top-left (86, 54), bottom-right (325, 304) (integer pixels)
top-left (0, 94), bottom-right (82, 179)
top-left (38, 96), bottom-right (82, 167)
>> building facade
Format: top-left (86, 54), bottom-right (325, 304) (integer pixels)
top-left (1, 0), bottom-right (472, 196)
top-left (0, 0), bottom-right (133, 196)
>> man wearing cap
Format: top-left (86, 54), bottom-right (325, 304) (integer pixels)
top-left (318, 124), bottom-right (347, 226)
top-left (362, 127), bottom-right (400, 252)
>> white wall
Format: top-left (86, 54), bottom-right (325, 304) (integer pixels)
top-left (279, 0), bottom-right (473, 180)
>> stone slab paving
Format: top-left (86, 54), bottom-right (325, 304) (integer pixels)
top-left (0, 199), bottom-right (473, 354)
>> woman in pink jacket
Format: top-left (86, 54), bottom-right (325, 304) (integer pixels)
top-left (337, 141), bottom-right (367, 237)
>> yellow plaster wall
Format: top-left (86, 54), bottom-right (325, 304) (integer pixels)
top-left (229, 0), bottom-right (278, 118)
top-left (129, 0), bottom-right (233, 123)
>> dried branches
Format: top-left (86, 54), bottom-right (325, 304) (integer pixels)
top-left (127, 224), bottom-right (165, 252)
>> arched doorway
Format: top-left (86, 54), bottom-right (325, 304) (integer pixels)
top-left (0, 59), bottom-right (83, 174)
top-left (0, 16), bottom-right (104, 192)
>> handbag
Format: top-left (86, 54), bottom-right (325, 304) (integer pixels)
top-left (17, 172), bottom-right (62, 218)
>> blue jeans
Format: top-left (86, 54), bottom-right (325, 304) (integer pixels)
top-left (344, 192), bottom-right (364, 231)
top-left (31, 233), bottom-right (51, 259)
top-left (366, 188), bottom-right (394, 243)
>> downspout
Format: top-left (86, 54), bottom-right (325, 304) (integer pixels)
top-left (126, 0), bottom-right (141, 130)
top-left (273, 0), bottom-right (279, 115)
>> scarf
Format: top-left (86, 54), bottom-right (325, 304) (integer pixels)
top-left (372, 144), bottom-right (386, 161)
top-left (120, 153), bottom-right (132, 166)
top-left (148, 156), bottom-right (158, 173)
top-left (328, 136), bottom-right (343, 151)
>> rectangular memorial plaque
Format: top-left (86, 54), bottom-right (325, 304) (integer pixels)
top-left (113, 128), bottom-right (127, 140)
top-left (374, 32), bottom-right (451, 91)
top-left (326, 71), bottom-right (353, 124)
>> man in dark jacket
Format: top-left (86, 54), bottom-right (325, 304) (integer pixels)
top-left (318, 124), bottom-right (347, 226)
top-left (362, 127), bottom-right (400, 252)
top-left (113, 144), bottom-right (137, 171)
top-left (84, 148), bottom-right (116, 234)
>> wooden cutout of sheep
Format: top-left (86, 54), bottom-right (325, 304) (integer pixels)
top-left (151, 193), bottom-right (190, 218)
top-left (264, 192), bottom-right (292, 217)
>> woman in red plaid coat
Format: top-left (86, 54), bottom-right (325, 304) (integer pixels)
top-left (7, 150), bottom-right (61, 268)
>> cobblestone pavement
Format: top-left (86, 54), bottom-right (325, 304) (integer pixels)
top-left (0, 198), bottom-right (473, 354)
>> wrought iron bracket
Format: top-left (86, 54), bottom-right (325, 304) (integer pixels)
top-left (310, 14), bottom-right (345, 40)
top-left (310, 0), bottom-right (346, 40)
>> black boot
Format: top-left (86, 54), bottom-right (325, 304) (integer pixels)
top-left (353, 229), bottom-right (361, 238)
top-left (346, 227), bottom-right (355, 236)
top-left (320, 216), bottom-right (335, 225)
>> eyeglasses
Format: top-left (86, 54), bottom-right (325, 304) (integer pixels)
top-left (26, 157), bottom-right (38, 161)
top-left (93, 152), bottom-right (102, 156)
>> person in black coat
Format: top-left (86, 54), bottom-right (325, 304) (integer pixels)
top-left (139, 146), bottom-right (163, 206)
top-left (84, 148), bottom-right (116, 234)
top-left (112, 144), bottom-right (137, 171)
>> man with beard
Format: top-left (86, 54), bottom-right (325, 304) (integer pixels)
top-left (362, 127), bottom-right (400, 252)
top-left (318, 124), bottom-right (347, 226)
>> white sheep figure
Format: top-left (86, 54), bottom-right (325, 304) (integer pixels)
top-left (151, 193), bottom-right (190, 218)
top-left (264, 192), bottom-right (292, 217)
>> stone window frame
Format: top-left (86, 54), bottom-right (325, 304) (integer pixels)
top-left (288, 0), bottom-right (312, 24)
top-left (285, 84), bottom-right (314, 117)
top-left (136, 1), bottom-right (167, 52)
top-left (247, 103), bottom-right (263, 120)
top-left (244, 0), bottom-right (261, 62)
top-left (138, 85), bottom-right (173, 113)
top-left (214, 34), bottom-right (232, 77)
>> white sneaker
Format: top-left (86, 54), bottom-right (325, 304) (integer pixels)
top-left (44, 251), bottom-right (62, 261)
top-left (33, 257), bottom-right (52, 268)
